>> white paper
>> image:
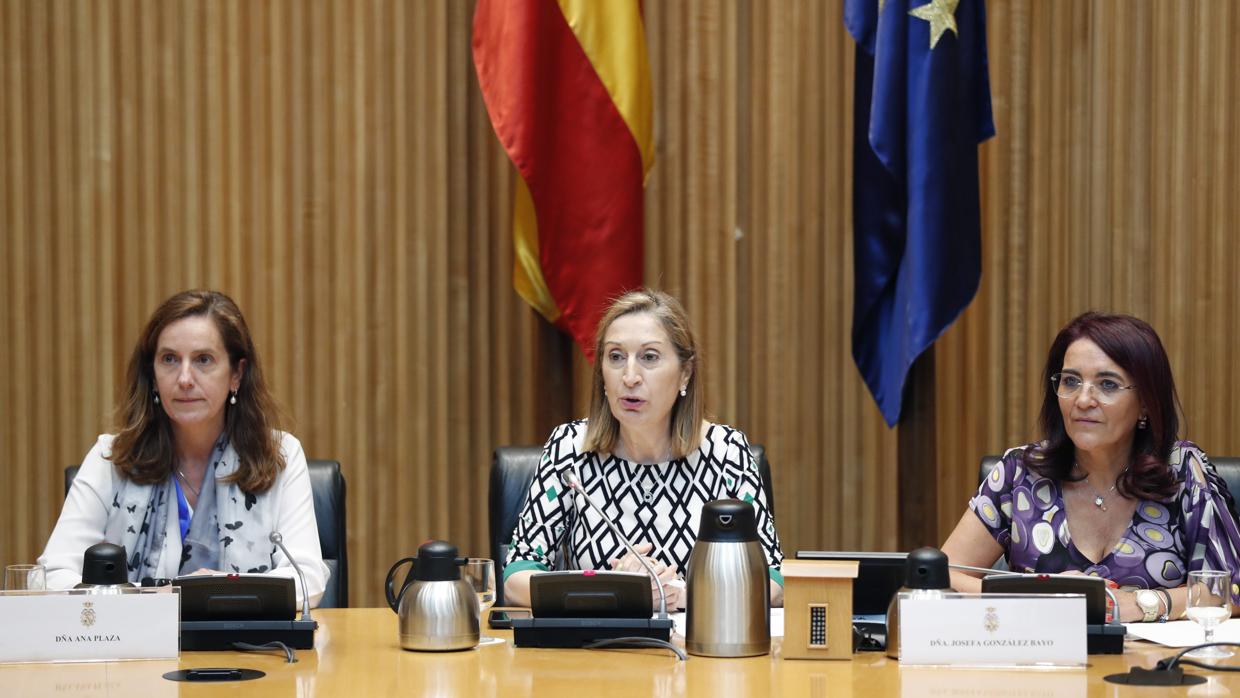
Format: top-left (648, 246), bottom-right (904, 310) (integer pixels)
top-left (899, 593), bottom-right (1087, 667)
top-left (671, 608), bottom-right (784, 638)
top-left (1124, 618), bottom-right (1240, 647)
top-left (0, 589), bottom-right (179, 664)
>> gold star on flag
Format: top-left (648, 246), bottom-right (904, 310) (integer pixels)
top-left (909, 0), bottom-right (959, 49)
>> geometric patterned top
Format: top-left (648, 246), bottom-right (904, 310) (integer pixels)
top-left (504, 419), bottom-right (784, 584)
top-left (970, 440), bottom-right (1240, 602)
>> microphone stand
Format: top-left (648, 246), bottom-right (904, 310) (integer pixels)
top-left (178, 532), bottom-right (317, 652)
top-left (504, 469), bottom-right (678, 656)
top-left (270, 532), bottom-right (313, 622)
top-left (562, 470), bottom-right (669, 619)
top-left (949, 563), bottom-right (1016, 576)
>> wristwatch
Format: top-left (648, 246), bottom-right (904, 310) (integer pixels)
top-left (1136, 589), bottom-right (1161, 622)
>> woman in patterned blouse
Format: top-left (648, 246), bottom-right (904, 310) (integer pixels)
top-left (503, 289), bottom-right (784, 609)
top-left (943, 312), bottom-right (1240, 622)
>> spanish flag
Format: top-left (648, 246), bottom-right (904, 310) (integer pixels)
top-left (473, 0), bottom-right (654, 359)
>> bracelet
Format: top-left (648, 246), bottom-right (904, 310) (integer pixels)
top-left (1154, 588), bottom-right (1172, 622)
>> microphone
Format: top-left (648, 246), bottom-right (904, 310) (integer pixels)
top-left (269, 532), bottom-right (312, 621)
top-left (561, 469), bottom-right (670, 620)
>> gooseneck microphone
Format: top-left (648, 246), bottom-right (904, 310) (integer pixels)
top-left (561, 469), bottom-right (670, 620)
top-left (270, 531), bottom-right (313, 621)
top-left (950, 563), bottom-right (1016, 576)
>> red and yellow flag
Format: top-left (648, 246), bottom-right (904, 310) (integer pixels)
top-left (473, 0), bottom-right (654, 359)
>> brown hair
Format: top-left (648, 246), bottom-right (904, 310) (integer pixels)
top-left (109, 289), bottom-right (286, 494)
top-left (1026, 311), bottom-right (1180, 501)
top-left (582, 289), bottom-right (704, 459)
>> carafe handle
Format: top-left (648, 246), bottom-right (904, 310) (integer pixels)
top-left (384, 556), bottom-right (417, 612)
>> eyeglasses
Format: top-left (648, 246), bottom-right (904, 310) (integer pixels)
top-left (1050, 373), bottom-right (1136, 404)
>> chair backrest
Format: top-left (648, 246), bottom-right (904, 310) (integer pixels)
top-left (65, 459), bottom-right (349, 608)
top-left (305, 460), bottom-right (348, 608)
top-left (487, 443), bottom-right (773, 606)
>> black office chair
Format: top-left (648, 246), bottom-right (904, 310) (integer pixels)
top-left (488, 443), bottom-right (774, 606)
top-left (65, 459), bottom-right (349, 608)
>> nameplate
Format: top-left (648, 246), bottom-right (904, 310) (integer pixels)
top-left (899, 593), bottom-right (1087, 667)
top-left (0, 589), bottom-right (179, 664)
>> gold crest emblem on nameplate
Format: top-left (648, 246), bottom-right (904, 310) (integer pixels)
top-left (984, 606), bottom-right (998, 633)
top-left (81, 601), bottom-right (97, 627)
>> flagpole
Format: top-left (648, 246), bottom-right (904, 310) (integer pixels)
top-left (897, 347), bottom-right (939, 551)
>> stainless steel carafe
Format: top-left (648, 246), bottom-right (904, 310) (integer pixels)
top-left (385, 540), bottom-right (479, 651)
top-left (685, 499), bottom-right (770, 657)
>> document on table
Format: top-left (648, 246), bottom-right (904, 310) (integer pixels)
top-left (671, 608), bottom-right (784, 638)
top-left (1124, 619), bottom-right (1240, 647)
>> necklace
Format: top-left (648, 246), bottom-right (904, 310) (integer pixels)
top-left (1075, 465), bottom-right (1126, 512)
top-left (1083, 477), bottom-right (1117, 511)
top-left (177, 469), bottom-right (201, 497)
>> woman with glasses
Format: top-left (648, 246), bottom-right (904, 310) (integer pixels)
top-left (942, 312), bottom-right (1240, 622)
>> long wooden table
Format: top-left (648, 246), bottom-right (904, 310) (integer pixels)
top-left (3, 608), bottom-right (1239, 696)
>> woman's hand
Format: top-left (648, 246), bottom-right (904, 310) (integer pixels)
top-left (1054, 571), bottom-right (1145, 622)
top-left (1113, 589), bottom-right (1145, 623)
top-left (609, 542), bottom-right (684, 610)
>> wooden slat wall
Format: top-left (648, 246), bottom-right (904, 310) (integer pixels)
top-left (3, 1), bottom-right (1239, 607)
top-left (0, 0), bottom-right (543, 608)
top-left (937, 0), bottom-right (1240, 535)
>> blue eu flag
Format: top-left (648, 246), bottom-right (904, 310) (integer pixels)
top-left (846, 0), bottom-right (995, 426)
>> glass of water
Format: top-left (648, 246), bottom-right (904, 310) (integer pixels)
top-left (464, 558), bottom-right (496, 635)
top-left (1185, 570), bottom-right (1233, 660)
top-left (4, 564), bottom-right (46, 592)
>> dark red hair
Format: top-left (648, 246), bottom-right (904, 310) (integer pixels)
top-left (1026, 312), bottom-right (1180, 501)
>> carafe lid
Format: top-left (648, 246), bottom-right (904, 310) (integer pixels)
top-left (695, 499), bottom-right (759, 543)
top-left (415, 540), bottom-right (467, 581)
top-left (904, 547), bottom-right (950, 589)
top-left (82, 542), bottom-right (129, 585)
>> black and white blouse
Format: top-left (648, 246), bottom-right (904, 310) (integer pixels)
top-left (504, 420), bottom-right (784, 584)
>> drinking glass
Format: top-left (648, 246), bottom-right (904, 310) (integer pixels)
top-left (4, 564), bottom-right (46, 591)
top-left (464, 558), bottom-right (496, 636)
top-left (1185, 570), bottom-right (1233, 660)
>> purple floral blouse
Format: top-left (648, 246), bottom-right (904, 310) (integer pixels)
top-left (970, 441), bottom-right (1240, 601)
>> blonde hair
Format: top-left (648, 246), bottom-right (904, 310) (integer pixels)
top-left (582, 289), bottom-right (703, 459)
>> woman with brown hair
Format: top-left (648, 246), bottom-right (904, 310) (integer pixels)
top-left (503, 289), bottom-right (784, 609)
top-left (40, 290), bottom-right (328, 606)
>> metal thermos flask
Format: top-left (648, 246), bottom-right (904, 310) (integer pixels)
top-left (685, 499), bottom-right (770, 657)
top-left (385, 540), bottom-right (479, 651)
